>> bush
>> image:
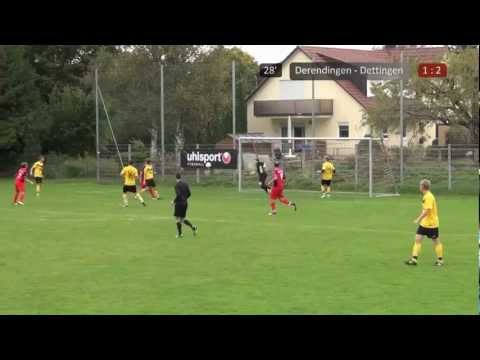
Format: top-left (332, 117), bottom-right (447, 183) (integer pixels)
top-left (130, 139), bottom-right (150, 163)
top-left (64, 156), bottom-right (96, 178)
top-left (40, 153), bottom-right (97, 179)
top-left (447, 126), bottom-right (471, 144)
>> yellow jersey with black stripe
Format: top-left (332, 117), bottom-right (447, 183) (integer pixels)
top-left (321, 161), bottom-right (335, 180)
top-left (420, 191), bottom-right (439, 228)
top-left (144, 164), bottom-right (155, 180)
top-left (32, 161), bottom-right (44, 178)
top-left (120, 165), bottom-right (138, 186)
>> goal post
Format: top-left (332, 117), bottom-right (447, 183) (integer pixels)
top-left (237, 136), bottom-right (399, 198)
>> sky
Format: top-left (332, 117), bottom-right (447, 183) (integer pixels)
top-left (227, 45), bottom-right (376, 64)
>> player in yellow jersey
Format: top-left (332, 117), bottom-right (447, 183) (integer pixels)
top-left (140, 159), bottom-right (160, 200)
top-left (120, 160), bottom-right (146, 207)
top-left (30, 156), bottom-right (45, 196)
top-left (320, 156), bottom-right (335, 198)
top-left (405, 179), bottom-right (443, 266)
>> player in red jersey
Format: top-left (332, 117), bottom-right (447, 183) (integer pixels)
top-left (139, 168), bottom-right (147, 192)
top-left (267, 161), bottom-right (296, 215)
top-left (13, 162), bottom-right (33, 205)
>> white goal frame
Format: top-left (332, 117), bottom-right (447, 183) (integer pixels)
top-left (237, 136), bottom-right (390, 198)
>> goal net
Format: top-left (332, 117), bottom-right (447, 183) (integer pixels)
top-left (237, 136), bottom-right (399, 197)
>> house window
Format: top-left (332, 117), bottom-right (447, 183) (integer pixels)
top-left (339, 124), bottom-right (349, 138)
top-left (281, 126), bottom-right (305, 152)
top-left (281, 126), bottom-right (305, 138)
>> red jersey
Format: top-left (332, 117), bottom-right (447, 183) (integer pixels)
top-left (272, 167), bottom-right (285, 189)
top-left (15, 167), bottom-right (28, 183)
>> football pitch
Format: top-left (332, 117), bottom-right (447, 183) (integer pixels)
top-left (0, 179), bottom-right (477, 314)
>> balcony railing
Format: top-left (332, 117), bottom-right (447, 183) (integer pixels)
top-left (254, 99), bottom-right (333, 117)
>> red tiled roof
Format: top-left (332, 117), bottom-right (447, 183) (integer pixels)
top-left (299, 46), bottom-right (391, 63)
top-left (382, 47), bottom-right (448, 62)
top-left (247, 46), bottom-right (448, 109)
top-left (299, 46), bottom-right (447, 64)
top-left (336, 80), bottom-right (376, 109)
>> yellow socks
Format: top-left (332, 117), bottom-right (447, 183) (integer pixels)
top-left (412, 242), bottom-right (422, 258)
top-left (434, 243), bottom-right (444, 259)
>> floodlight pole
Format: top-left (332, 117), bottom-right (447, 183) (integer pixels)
top-left (311, 77), bottom-right (315, 136)
top-left (95, 68), bottom-right (100, 183)
top-left (238, 138), bottom-right (242, 192)
top-left (160, 63), bottom-right (165, 178)
top-left (288, 115), bottom-right (293, 155)
top-left (369, 137), bottom-right (373, 198)
top-left (232, 60), bottom-right (236, 136)
top-left (399, 50), bottom-right (404, 184)
top-left (232, 60), bottom-right (236, 184)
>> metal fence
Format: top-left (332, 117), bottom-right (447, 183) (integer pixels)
top-left (21, 142), bottom-right (478, 196)
top-left (95, 58), bottom-right (248, 183)
top-left (392, 144), bottom-right (479, 194)
top-left (95, 143), bottom-right (237, 186)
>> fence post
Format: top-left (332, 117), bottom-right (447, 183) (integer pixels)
top-left (233, 138), bottom-right (236, 185)
top-left (128, 144), bottom-right (132, 162)
top-left (95, 68), bottom-right (100, 183)
top-left (196, 144), bottom-right (200, 184)
top-left (399, 50), bottom-right (404, 185)
top-left (448, 143), bottom-right (452, 190)
top-left (354, 143), bottom-right (359, 191)
top-left (160, 63), bottom-right (165, 178)
top-left (368, 138), bottom-right (373, 198)
top-left (238, 139), bottom-right (242, 192)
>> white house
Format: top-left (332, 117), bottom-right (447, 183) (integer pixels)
top-left (246, 46), bottom-right (448, 152)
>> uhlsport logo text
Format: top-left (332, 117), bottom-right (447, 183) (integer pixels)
top-left (186, 151), bottom-right (232, 165)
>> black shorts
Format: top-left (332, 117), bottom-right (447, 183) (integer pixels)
top-left (35, 177), bottom-right (43, 184)
top-left (321, 179), bottom-right (331, 186)
top-left (174, 202), bottom-right (188, 218)
top-left (123, 185), bottom-right (137, 194)
top-left (145, 179), bottom-right (156, 187)
top-left (416, 226), bottom-right (439, 239)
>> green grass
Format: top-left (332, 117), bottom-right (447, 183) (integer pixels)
top-left (0, 179), bottom-right (477, 314)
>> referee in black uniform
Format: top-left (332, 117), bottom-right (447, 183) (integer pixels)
top-left (172, 173), bottom-right (197, 238)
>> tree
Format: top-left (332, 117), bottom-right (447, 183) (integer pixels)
top-left (24, 45), bottom-right (118, 101)
top-left (42, 86), bottom-right (95, 156)
top-left (91, 45), bottom-right (258, 149)
top-left (0, 45), bottom-right (119, 166)
top-left (363, 47), bottom-right (479, 144)
top-left (0, 46), bottom-right (43, 164)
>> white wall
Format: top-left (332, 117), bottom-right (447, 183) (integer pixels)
top-left (385, 122), bottom-right (437, 147)
top-left (247, 49), bottom-right (369, 138)
top-left (247, 48), bottom-right (433, 144)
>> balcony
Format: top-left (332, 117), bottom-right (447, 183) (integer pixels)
top-left (254, 99), bottom-right (333, 117)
